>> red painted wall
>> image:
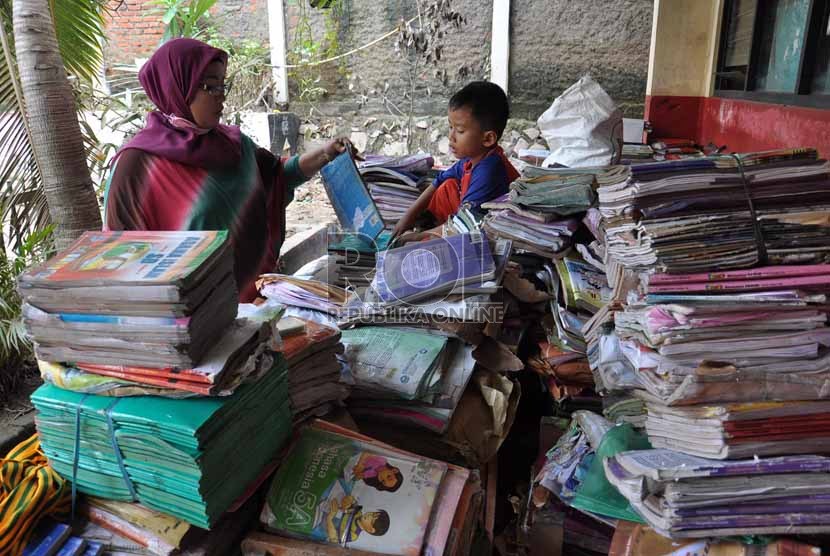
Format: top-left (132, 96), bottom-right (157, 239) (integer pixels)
top-left (646, 95), bottom-right (830, 157)
top-left (644, 95), bottom-right (703, 141)
top-left (699, 97), bottom-right (830, 157)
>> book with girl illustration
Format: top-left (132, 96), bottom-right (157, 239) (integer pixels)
top-left (261, 424), bottom-right (448, 555)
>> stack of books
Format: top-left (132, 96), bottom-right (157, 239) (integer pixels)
top-left (257, 274), bottom-right (351, 317)
top-left (358, 154), bottom-right (434, 224)
top-left (613, 264), bottom-right (830, 405)
top-left (327, 229), bottom-right (394, 289)
top-left (37, 310), bottom-right (275, 397)
top-left (599, 148), bottom-right (830, 273)
top-left (18, 230), bottom-right (237, 368)
top-left (481, 198), bottom-right (578, 259)
top-left (605, 449), bottom-right (830, 538)
top-left (32, 356), bottom-right (292, 529)
top-left (650, 138), bottom-right (704, 160)
top-left (341, 327), bottom-right (449, 402)
top-left (278, 317), bottom-right (350, 423)
top-left (347, 336), bottom-right (476, 434)
top-left (642, 400), bottom-right (830, 459)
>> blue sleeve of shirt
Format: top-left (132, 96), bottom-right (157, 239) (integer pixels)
top-left (461, 155), bottom-right (509, 208)
top-left (432, 160), bottom-right (465, 187)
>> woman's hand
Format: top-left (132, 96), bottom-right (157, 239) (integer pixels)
top-left (298, 136), bottom-right (361, 178)
top-left (324, 137), bottom-right (361, 161)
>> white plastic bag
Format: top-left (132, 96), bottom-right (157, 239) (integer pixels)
top-left (537, 75), bottom-right (623, 168)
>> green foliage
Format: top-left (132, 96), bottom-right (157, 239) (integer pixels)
top-left (50, 0), bottom-right (109, 83)
top-left (204, 27), bottom-right (272, 116)
top-left (148, 0), bottom-right (217, 43)
top-left (74, 84), bottom-right (146, 199)
top-left (0, 0), bottom-right (109, 254)
top-left (286, 0), bottom-right (345, 106)
top-left (0, 226), bottom-right (53, 375)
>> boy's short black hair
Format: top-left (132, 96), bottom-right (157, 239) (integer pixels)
top-left (370, 510), bottom-right (390, 535)
top-left (449, 81), bottom-right (510, 139)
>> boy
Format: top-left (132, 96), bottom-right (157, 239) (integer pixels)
top-left (391, 81), bottom-right (520, 242)
top-left (325, 496), bottom-right (390, 545)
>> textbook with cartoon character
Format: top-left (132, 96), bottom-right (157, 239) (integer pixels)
top-left (262, 426), bottom-right (447, 555)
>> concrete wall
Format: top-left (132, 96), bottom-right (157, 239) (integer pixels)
top-left (272, 0), bottom-right (654, 119)
top-left (509, 0), bottom-right (653, 118)
top-left (104, 0), bottom-right (654, 119)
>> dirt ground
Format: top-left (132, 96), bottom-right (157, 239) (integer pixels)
top-left (284, 177), bottom-right (336, 239)
top-left (0, 367), bottom-right (40, 453)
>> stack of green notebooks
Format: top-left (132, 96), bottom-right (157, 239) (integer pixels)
top-left (31, 357), bottom-right (292, 529)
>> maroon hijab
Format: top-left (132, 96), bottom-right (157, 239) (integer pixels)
top-left (117, 38), bottom-right (242, 171)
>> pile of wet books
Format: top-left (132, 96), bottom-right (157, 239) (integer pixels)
top-left (278, 316), bottom-right (350, 422)
top-left (326, 228), bottom-right (394, 289)
top-left (613, 264), bottom-right (830, 406)
top-left (32, 354), bottom-right (292, 529)
top-left (342, 327), bottom-right (476, 434)
top-left (605, 449), bottom-right (830, 538)
top-left (599, 148), bottom-right (830, 272)
top-left (18, 230), bottom-right (237, 368)
top-left (358, 154), bottom-right (434, 224)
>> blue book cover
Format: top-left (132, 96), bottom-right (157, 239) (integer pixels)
top-left (373, 232), bottom-right (496, 304)
top-left (79, 542), bottom-right (102, 556)
top-left (23, 521), bottom-right (71, 556)
top-left (321, 152), bottom-right (385, 241)
top-left (55, 537), bottom-right (86, 556)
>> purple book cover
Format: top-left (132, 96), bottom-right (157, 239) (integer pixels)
top-left (55, 537), bottom-right (86, 556)
top-left (80, 542), bottom-right (102, 556)
top-left (697, 456), bottom-right (830, 477)
top-left (676, 495), bottom-right (830, 517)
top-left (23, 521), bottom-right (71, 556)
top-left (374, 232), bottom-right (495, 304)
top-left (616, 449), bottom-right (830, 479)
top-left (675, 512), bottom-right (830, 531)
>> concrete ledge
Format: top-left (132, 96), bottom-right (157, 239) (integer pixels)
top-left (280, 223), bottom-right (332, 275)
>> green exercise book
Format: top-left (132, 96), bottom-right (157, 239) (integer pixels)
top-left (261, 426), bottom-right (447, 555)
top-left (340, 327), bottom-right (448, 401)
top-left (31, 356), bottom-right (292, 529)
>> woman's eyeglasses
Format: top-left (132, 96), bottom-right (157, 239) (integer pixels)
top-left (198, 82), bottom-right (232, 97)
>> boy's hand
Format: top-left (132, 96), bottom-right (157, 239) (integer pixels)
top-left (395, 231), bottom-right (423, 245)
top-left (390, 221), bottom-right (408, 240)
top-left (341, 495), bottom-right (356, 510)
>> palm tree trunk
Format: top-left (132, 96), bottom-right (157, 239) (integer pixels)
top-left (12, 0), bottom-right (101, 250)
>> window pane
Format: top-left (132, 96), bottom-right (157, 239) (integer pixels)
top-left (811, 2), bottom-right (830, 93)
top-left (724, 0), bottom-right (758, 67)
top-left (754, 0), bottom-right (810, 93)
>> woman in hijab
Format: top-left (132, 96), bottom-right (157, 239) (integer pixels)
top-left (104, 38), bottom-right (349, 301)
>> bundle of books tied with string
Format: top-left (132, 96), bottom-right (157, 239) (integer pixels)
top-left (581, 147), bottom-right (830, 540)
top-left (599, 148), bottom-right (830, 273)
top-left (19, 230), bottom-right (303, 549)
